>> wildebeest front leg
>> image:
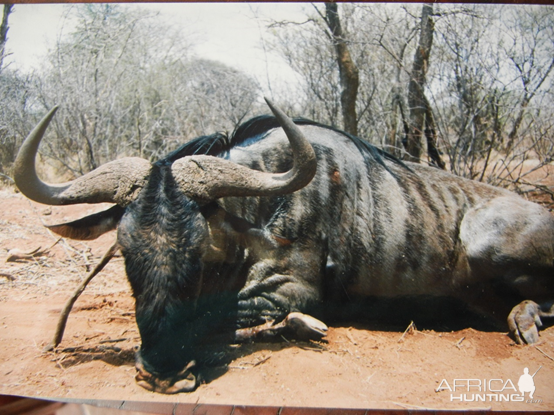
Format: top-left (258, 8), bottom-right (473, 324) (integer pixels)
top-left (236, 257), bottom-right (327, 341)
top-left (508, 300), bottom-right (554, 344)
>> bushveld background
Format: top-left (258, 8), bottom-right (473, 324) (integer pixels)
top-left (0, 3), bottom-right (553, 206)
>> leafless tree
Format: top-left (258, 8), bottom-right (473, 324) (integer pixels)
top-left (431, 5), bottom-right (502, 178)
top-left (0, 5), bottom-right (34, 179)
top-left (428, 5), bottom-right (554, 203)
top-left (355, 5), bottom-right (418, 156)
top-left (0, 4), bottom-right (12, 71)
top-left (134, 58), bottom-right (260, 161)
top-left (0, 70), bottom-right (32, 177)
top-left (267, 10), bottom-right (342, 127)
top-left (322, 2), bottom-right (359, 136)
top-left (502, 7), bottom-right (554, 155)
top-left (33, 4), bottom-right (260, 176)
top-left (405, 4), bottom-right (444, 168)
top-left (5, 3), bottom-right (554, 204)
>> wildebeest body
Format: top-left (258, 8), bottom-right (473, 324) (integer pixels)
top-left (14, 103), bottom-right (554, 393)
top-left (206, 127), bottom-right (553, 328)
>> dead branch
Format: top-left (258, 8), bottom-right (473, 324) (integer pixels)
top-left (98, 337), bottom-right (130, 344)
top-left (57, 345), bottom-right (122, 354)
top-left (5, 238), bottom-right (62, 262)
top-left (346, 328), bottom-right (358, 345)
top-left (398, 321), bottom-right (417, 343)
top-left (43, 242), bottom-right (119, 352)
top-left (0, 272), bottom-right (15, 280)
top-left (229, 354), bottom-right (272, 370)
top-left (535, 346), bottom-right (554, 362)
top-left (0, 172), bottom-right (14, 183)
top-left (455, 336), bottom-right (465, 349)
top-left (267, 18), bottom-right (317, 29)
top-left (296, 343), bottom-right (326, 352)
top-left (253, 355), bottom-right (272, 366)
top-left (6, 247), bottom-right (46, 262)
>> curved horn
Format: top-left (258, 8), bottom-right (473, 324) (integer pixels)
top-left (171, 98), bottom-right (317, 200)
top-left (14, 107), bottom-right (151, 206)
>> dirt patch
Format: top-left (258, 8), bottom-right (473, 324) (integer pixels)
top-left (1, 189), bottom-right (553, 411)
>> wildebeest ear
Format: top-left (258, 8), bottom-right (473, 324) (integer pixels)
top-left (46, 205), bottom-right (125, 240)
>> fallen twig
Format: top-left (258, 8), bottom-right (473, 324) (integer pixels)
top-left (535, 346), bottom-right (554, 362)
top-left (229, 354), bottom-right (272, 370)
top-left (6, 246), bottom-right (46, 262)
top-left (398, 321), bottom-right (416, 343)
top-left (0, 173), bottom-right (14, 183)
top-left (228, 365), bottom-right (249, 370)
top-left (253, 355), bottom-right (272, 366)
top-left (43, 242), bottom-right (119, 352)
top-left (346, 328), bottom-right (358, 345)
top-left (455, 336), bottom-right (465, 349)
top-left (84, 333), bottom-right (102, 341)
top-left (58, 345), bottom-right (122, 353)
top-left (106, 316), bottom-right (133, 323)
top-left (6, 238), bottom-right (62, 263)
top-left (296, 343), bottom-right (326, 352)
top-left (0, 272), bottom-right (15, 281)
top-left (99, 337), bottom-right (130, 344)
top-left (54, 354), bottom-right (67, 371)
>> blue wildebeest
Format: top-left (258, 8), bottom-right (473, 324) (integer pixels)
top-left (14, 99), bottom-right (554, 393)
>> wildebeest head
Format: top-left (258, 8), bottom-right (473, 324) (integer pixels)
top-left (13, 99), bottom-right (317, 393)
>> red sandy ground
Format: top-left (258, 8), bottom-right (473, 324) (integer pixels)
top-left (0, 189), bottom-right (553, 412)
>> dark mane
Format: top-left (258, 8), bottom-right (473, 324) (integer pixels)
top-left (157, 115), bottom-right (403, 171)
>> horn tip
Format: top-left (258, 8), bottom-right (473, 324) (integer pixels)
top-left (264, 97), bottom-right (276, 111)
top-left (264, 97), bottom-right (284, 120)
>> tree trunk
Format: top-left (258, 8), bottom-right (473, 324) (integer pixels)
top-left (406, 3), bottom-right (444, 168)
top-left (423, 94), bottom-right (445, 169)
top-left (390, 85), bottom-right (410, 158)
top-left (0, 5), bottom-right (13, 71)
top-left (325, 2), bottom-right (359, 136)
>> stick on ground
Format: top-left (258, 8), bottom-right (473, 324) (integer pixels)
top-left (43, 242), bottom-right (119, 352)
top-left (398, 321), bottom-right (416, 343)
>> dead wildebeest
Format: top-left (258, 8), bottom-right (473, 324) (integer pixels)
top-left (14, 99), bottom-right (554, 393)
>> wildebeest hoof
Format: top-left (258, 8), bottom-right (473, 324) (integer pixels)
top-left (135, 360), bottom-right (198, 394)
top-left (508, 300), bottom-right (542, 344)
top-left (234, 312), bottom-right (328, 342)
top-left (284, 312), bottom-right (328, 340)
